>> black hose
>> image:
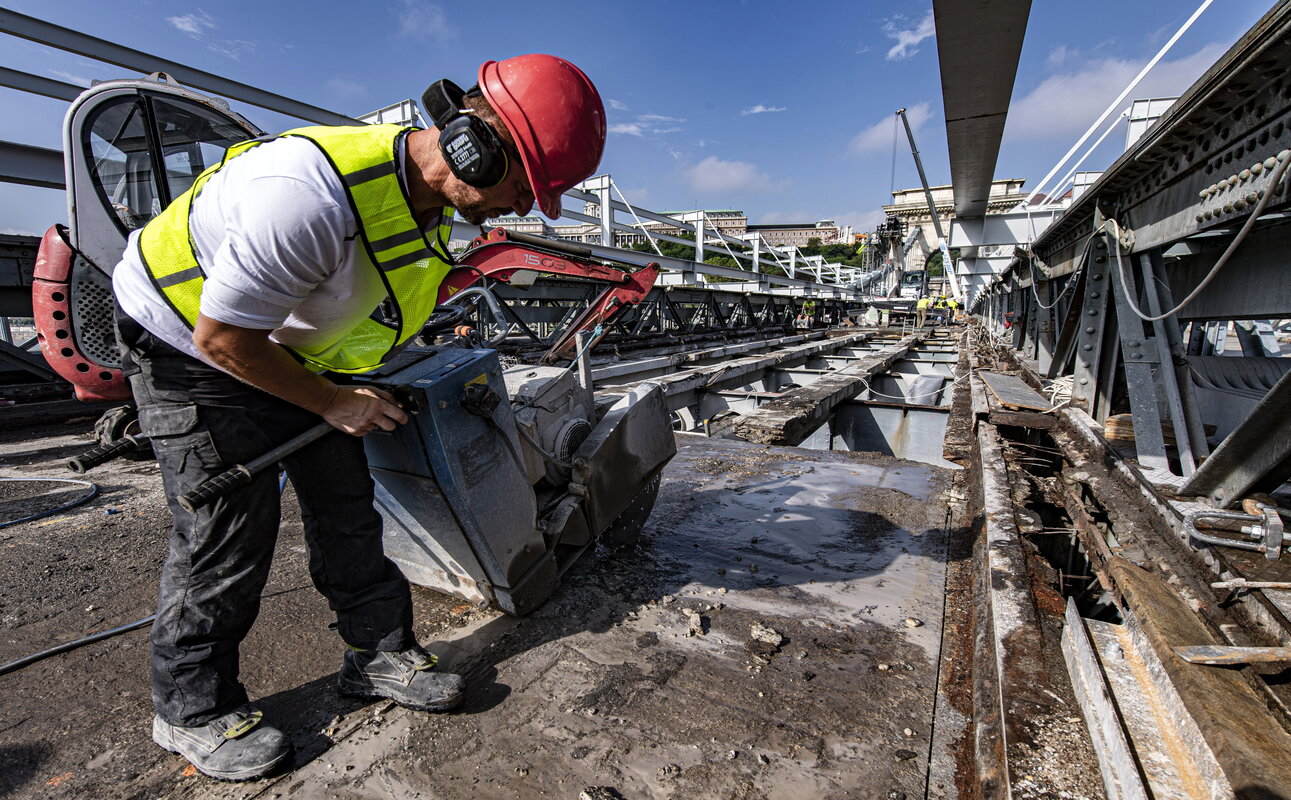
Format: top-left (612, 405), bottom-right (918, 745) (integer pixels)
top-left (0, 615), bottom-right (155, 676)
top-left (0, 477), bottom-right (100, 529)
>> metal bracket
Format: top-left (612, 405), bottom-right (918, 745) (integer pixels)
top-left (1185, 505), bottom-right (1287, 560)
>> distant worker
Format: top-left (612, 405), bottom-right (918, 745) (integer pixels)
top-left (802, 298), bottom-right (817, 327)
top-left (947, 297), bottom-right (960, 323)
top-left (934, 295), bottom-right (948, 325)
top-left (915, 295), bottom-right (931, 327)
top-left (112, 54), bottom-right (606, 781)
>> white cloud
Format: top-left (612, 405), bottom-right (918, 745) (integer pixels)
top-left (756, 210), bottom-right (813, 224)
top-left (681, 157), bottom-right (783, 195)
top-left (1046, 44), bottom-right (1071, 68)
top-left (608, 98), bottom-right (629, 112)
top-left (51, 70), bottom-right (91, 87)
top-left (167, 10), bottom-right (215, 38)
top-left (616, 186), bottom-right (651, 207)
top-left (326, 79), bottom-right (367, 98)
top-left (849, 102), bottom-right (932, 156)
top-left (1005, 43), bottom-right (1227, 142)
top-left (741, 104), bottom-right (787, 116)
top-left (208, 39), bottom-right (255, 60)
top-left (834, 209), bottom-right (889, 233)
top-left (884, 10), bottom-right (935, 61)
top-left (609, 113), bottom-right (685, 137)
top-left (395, 0), bottom-right (455, 40)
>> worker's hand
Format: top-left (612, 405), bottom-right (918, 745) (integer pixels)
top-left (321, 386), bottom-right (409, 436)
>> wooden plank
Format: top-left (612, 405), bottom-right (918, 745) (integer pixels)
top-left (732, 334), bottom-right (921, 446)
top-left (986, 407), bottom-right (1056, 430)
top-left (979, 371), bottom-right (1052, 412)
top-left (1110, 556), bottom-right (1291, 793)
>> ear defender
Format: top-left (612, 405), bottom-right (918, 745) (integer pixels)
top-left (421, 79), bottom-right (508, 188)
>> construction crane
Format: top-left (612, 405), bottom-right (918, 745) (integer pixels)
top-left (896, 108), bottom-right (962, 302)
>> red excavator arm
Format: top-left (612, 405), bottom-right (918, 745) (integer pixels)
top-left (447, 226), bottom-right (660, 363)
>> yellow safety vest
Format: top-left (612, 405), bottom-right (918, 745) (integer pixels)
top-left (137, 124), bottom-right (455, 374)
top-left (916, 297), bottom-right (931, 309)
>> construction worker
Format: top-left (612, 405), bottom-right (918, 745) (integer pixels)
top-left (947, 296), bottom-right (960, 323)
top-left (111, 54), bottom-right (606, 781)
top-left (915, 295), bottom-right (931, 327)
top-left (802, 298), bottom-right (817, 327)
top-left (933, 295), bottom-right (948, 325)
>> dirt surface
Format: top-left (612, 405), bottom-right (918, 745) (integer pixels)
top-left (1, 425), bottom-right (964, 799)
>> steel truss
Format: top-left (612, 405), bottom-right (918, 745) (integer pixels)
top-left (471, 279), bottom-right (852, 362)
top-left (971, 1), bottom-right (1291, 506)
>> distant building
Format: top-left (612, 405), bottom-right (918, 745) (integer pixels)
top-left (745, 220), bottom-right (850, 248)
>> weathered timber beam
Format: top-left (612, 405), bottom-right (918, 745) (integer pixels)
top-left (605, 332), bottom-right (876, 413)
top-left (1110, 557), bottom-right (1291, 794)
top-left (730, 334), bottom-right (921, 446)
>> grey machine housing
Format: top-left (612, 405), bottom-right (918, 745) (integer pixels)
top-left (361, 343), bottom-right (675, 616)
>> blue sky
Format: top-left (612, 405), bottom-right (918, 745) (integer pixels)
top-left (0, 0), bottom-right (1277, 237)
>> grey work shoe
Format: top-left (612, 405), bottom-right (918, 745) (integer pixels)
top-left (338, 644), bottom-right (465, 711)
top-left (152, 705), bottom-right (291, 781)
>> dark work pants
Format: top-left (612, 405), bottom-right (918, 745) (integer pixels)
top-left (116, 313), bottom-right (413, 727)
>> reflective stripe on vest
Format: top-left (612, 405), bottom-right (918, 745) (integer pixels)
top-left (136, 124), bottom-right (455, 374)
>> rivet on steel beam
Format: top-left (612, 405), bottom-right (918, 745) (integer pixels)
top-left (1080, 360), bottom-right (1089, 368)
top-left (1095, 241), bottom-right (1107, 250)
top-left (1088, 309), bottom-right (1099, 316)
top-left (1223, 203), bottom-right (1234, 213)
top-left (1090, 292), bottom-right (1101, 298)
top-left (1082, 344), bottom-right (1093, 351)
top-left (1208, 183), bottom-right (1220, 194)
top-left (1092, 274), bottom-right (1103, 281)
top-left (1085, 327), bottom-right (1096, 334)
top-left (1132, 353), bottom-right (1142, 358)
top-left (1095, 256), bottom-right (1106, 263)
top-left (1196, 214), bottom-right (1205, 223)
top-left (1265, 157), bottom-right (1278, 170)
top-left (1252, 162), bottom-right (1264, 174)
top-left (1233, 199), bottom-right (1247, 211)
top-left (1079, 378), bottom-right (1089, 385)
top-left (1218, 178), bottom-right (1229, 190)
top-left (1240, 169), bottom-right (1252, 181)
top-left (1129, 341), bottom-right (1140, 347)
top-left (1279, 150), bottom-right (1290, 162)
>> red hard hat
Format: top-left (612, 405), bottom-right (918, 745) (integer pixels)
top-left (478, 54), bottom-right (606, 219)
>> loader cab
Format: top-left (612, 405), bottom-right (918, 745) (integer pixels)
top-left (33, 74), bottom-right (261, 400)
top-left (65, 72), bottom-right (262, 275)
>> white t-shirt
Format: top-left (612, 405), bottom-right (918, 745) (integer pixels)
top-left (113, 134), bottom-right (438, 367)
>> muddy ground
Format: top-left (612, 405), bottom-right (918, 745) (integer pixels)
top-left (2, 421), bottom-right (966, 799)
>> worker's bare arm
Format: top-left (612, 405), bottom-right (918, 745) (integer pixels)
top-left (193, 314), bottom-right (408, 436)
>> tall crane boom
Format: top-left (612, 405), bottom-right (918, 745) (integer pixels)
top-left (896, 108), bottom-right (963, 302)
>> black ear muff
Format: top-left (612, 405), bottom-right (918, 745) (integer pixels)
top-left (422, 79), bottom-right (508, 189)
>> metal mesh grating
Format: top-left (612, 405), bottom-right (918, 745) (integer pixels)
top-left (71, 261), bottom-right (121, 368)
